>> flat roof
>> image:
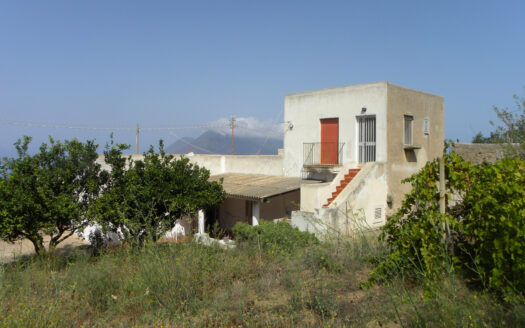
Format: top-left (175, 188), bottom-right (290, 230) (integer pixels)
top-left (210, 173), bottom-right (319, 201)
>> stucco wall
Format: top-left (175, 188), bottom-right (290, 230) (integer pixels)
top-left (283, 82), bottom-right (388, 177)
top-left (292, 163), bottom-right (388, 235)
top-left (97, 153), bottom-right (284, 176)
top-left (386, 83), bottom-right (444, 212)
top-left (300, 182), bottom-right (331, 212)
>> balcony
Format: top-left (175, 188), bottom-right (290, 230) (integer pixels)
top-left (303, 142), bottom-right (345, 166)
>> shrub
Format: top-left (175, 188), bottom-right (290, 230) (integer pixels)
top-left (232, 220), bottom-right (318, 256)
top-left (91, 140), bottom-right (226, 247)
top-left (369, 147), bottom-right (525, 299)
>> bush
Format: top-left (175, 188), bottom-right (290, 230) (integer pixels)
top-left (369, 148), bottom-right (525, 299)
top-left (91, 140), bottom-right (226, 247)
top-left (232, 220), bottom-right (318, 256)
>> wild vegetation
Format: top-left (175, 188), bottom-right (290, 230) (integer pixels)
top-left (1, 109), bottom-right (524, 326)
top-left (368, 146), bottom-right (525, 301)
top-left (1, 220), bottom-right (524, 327)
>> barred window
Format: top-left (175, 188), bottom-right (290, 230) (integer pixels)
top-left (404, 115), bottom-right (413, 145)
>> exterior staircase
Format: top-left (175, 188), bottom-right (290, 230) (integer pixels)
top-left (323, 168), bottom-right (360, 207)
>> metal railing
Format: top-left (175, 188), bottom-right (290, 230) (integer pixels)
top-left (303, 142), bottom-right (345, 166)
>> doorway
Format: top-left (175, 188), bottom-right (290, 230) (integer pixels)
top-left (320, 118), bottom-right (339, 165)
top-left (358, 116), bottom-right (376, 162)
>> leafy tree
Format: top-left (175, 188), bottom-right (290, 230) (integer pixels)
top-left (368, 145), bottom-right (525, 299)
top-left (91, 140), bottom-right (226, 247)
top-left (0, 136), bottom-right (102, 255)
top-left (472, 88), bottom-right (524, 157)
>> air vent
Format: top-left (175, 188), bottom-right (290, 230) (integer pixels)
top-left (373, 206), bottom-right (384, 224)
top-left (423, 118), bottom-right (430, 135)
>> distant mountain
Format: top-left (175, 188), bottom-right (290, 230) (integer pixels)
top-left (166, 130), bottom-right (283, 155)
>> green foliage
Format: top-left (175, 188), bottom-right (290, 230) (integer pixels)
top-left (369, 145), bottom-right (525, 299)
top-left (1, 233), bottom-right (523, 327)
top-left (0, 136), bottom-right (102, 255)
top-left (91, 140), bottom-right (226, 247)
top-left (456, 157), bottom-right (525, 297)
top-left (472, 88), bottom-right (524, 158)
top-left (232, 220), bottom-right (318, 256)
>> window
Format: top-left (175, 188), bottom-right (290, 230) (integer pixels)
top-left (404, 115), bottom-right (413, 145)
top-left (358, 116), bottom-right (376, 162)
top-left (423, 118), bottom-right (430, 135)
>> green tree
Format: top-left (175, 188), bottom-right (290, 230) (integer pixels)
top-left (472, 89), bottom-right (525, 157)
top-left (368, 145), bottom-right (525, 298)
top-left (91, 140), bottom-right (226, 247)
top-left (0, 136), bottom-right (102, 255)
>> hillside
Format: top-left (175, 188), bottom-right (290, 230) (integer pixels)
top-left (166, 130), bottom-right (283, 155)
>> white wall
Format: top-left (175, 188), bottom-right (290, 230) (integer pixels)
top-left (97, 153), bottom-right (284, 176)
top-left (283, 82), bottom-right (388, 178)
top-left (292, 162), bottom-right (388, 235)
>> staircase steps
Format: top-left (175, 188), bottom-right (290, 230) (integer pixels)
top-left (323, 168), bottom-right (360, 207)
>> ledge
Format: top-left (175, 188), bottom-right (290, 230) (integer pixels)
top-left (403, 145), bottom-right (421, 150)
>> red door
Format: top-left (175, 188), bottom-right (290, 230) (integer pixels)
top-left (320, 118), bottom-right (339, 164)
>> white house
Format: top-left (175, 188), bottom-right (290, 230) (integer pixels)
top-left (85, 81), bottom-right (444, 239)
top-left (284, 81), bottom-right (444, 234)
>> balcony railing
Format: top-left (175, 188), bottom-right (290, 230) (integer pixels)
top-left (303, 142), bottom-right (345, 166)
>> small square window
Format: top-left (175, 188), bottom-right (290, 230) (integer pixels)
top-left (404, 115), bottom-right (413, 145)
top-left (423, 118), bottom-right (430, 135)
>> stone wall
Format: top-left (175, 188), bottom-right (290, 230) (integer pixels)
top-left (453, 143), bottom-right (507, 164)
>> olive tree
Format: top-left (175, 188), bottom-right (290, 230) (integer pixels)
top-left (91, 141), bottom-right (226, 247)
top-left (0, 136), bottom-right (102, 255)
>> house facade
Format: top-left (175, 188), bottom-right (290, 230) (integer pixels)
top-left (86, 81), bottom-right (444, 239)
top-left (285, 81), bottom-right (444, 233)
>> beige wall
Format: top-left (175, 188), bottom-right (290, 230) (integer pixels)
top-left (283, 82), bottom-right (388, 177)
top-left (386, 83), bottom-right (444, 212)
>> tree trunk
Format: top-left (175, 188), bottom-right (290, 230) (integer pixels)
top-left (29, 237), bottom-right (46, 256)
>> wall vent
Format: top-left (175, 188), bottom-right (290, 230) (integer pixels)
top-left (373, 206), bottom-right (384, 224)
top-left (423, 118), bottom-right (430, 135)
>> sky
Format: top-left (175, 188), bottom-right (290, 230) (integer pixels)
top-left (1, 1), bottom-right (524, 156)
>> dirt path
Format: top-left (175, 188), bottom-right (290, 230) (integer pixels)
top-left (0, 234), bottom-right (89, 263)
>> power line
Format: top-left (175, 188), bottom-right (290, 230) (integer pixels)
top-left (0, 120), bottom-right (225, 132)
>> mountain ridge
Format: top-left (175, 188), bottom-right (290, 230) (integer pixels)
top-left (166, 130), bottom-right (283, 155)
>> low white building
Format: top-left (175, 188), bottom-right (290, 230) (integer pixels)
top-left (90, 81), bottom-right (444, 237)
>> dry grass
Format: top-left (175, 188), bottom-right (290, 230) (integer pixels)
top-left (0, 233), bottom-right (523, 327)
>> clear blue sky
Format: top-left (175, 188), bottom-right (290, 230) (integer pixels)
top-left (1, 1), bottom-right (524, 155)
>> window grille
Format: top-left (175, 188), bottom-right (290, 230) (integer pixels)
top-left (358, 115), bottom-right (376, 163)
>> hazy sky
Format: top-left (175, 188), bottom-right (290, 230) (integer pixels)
top-left (1, 1), bottom-right (524, 155)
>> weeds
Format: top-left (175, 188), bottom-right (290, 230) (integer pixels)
top-left (0, 226), bottom-right (523, 327)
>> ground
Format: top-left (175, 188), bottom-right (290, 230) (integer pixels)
top-left (0, 234), bottom-right (88, 263)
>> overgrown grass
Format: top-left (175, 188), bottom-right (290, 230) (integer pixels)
top-left (0, 231), bottom-right (523, 327)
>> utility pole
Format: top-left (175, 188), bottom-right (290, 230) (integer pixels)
top-left (230, 117), bottom-right (236, 155)
top-left (136, 124), bottom-right (139, 154)
top-left (439, 156), bottom-right (445, 215)
top-left (439, 156), bottom-right (451, 249)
